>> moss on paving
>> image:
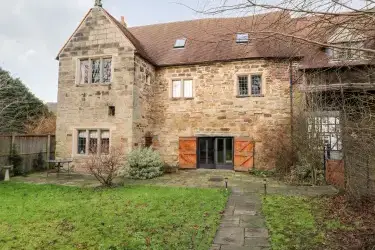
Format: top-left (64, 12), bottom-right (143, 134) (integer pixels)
top-left (0, 182), bottom-right (228, 250)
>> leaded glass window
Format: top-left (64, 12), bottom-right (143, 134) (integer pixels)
top-left (78, 57), bottom-right (112, 84)
top-left (76, 129), bottom-right (110, 155)
top-left (89, 130), bottom-right (98, 154)
top-left (78, 130), bottom-right (87, 154)
top-left (238, 76), bottom-right (249, 96)
top-left (307, 112), bottom-right (342, 160)
top-left (103, 58), bottom-right (112, 83)
top-left (101, 130), bottom-right (110, 154)
top-left (251, 75), bottom-right (262, 95)
top-left (91, 59), bottom-right (101, 84)
top-left (79, 60), bottom-right (89, 84)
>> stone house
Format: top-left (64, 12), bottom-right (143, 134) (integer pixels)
top-left (57, 2), bottom-right (369, 172)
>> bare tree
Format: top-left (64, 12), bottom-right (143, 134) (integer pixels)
top-left (83, 147), bottom-right (125, 187)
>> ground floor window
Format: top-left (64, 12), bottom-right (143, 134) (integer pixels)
top-left (307, 111), bottom-right (342, 159)
top-left (77, 129), bottom-right (110, 155)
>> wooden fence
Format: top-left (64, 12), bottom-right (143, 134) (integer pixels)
top-left (0, 134), bottom-right (55, 174)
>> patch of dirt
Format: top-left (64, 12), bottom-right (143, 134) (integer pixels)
top-left (324, 195), bottom-right (375, 250)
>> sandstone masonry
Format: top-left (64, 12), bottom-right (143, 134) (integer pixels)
top-left (56, 7), bottom-right (292, 171)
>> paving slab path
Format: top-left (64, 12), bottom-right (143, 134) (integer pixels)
top-left (211, 188), bottom-right (270, 250)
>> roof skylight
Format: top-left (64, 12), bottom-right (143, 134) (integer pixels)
top-left (236, 33), bottom-right (249, 43)
top-left (174, 38), bottom-right (187, 48)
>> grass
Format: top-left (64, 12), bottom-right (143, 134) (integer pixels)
top-left (262, 195), bottom-right (342, 250)
top-left (0, 182), bottom-right (229, 250)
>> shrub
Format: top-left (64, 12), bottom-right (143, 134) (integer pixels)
top-left (8, 144), bottom-right (23, 176)
top-left (163, 164), bottom-right (179, 174)
top-left (84, 147), bottom-right (124, 187)
top-left (32, 152), bottom-right (45, 171)
top-left (127, 148), bottom-right (164, 180)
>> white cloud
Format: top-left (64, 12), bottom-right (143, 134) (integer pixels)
top-left (18, 49), bottom-right (37, 62)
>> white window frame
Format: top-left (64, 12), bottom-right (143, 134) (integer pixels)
top-left (307, 111), bottom-right (342, 160)
top-left (171, 79), bottom-right (194, 99)
top-left (236, 33), bottom-right (249, 43)
top-left (236, 73), bottom-right (264, 97)
top-left (76, 56), bottom-right (113, 85)
top-left (74, 129), bottom-right (111, 156)
top-left (330, 42), bottom-right (364, 61)
top-left (174, 38), bottom-right (187, 48)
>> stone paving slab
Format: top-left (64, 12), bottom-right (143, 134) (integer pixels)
top-left (245, 228), bottom-right (269, 238)
top-left (220, 245), bottom-right (269, 250)
top-left (240, 215), bottom-right (266, 228)
top-left (214, 227), bottom-right (245, 246)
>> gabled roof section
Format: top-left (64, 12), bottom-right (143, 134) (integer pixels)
top-left (103, 10), bottom-right (155, 64)
top-left (56, 7), bottom-right (154, 65)
top-left (127, 11), bottom-right (300, 66)
top-left (56, 8), bottom-right (92, 60)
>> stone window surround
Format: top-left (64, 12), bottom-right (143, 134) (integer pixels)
top-left (71, 128), bottom-right (112, 157)
top-left (234, 72), bottom-right (265, 98)
top-left (74, 54), bottom-right (116, 86)
top-left (169, 77), bottom-right (195, 100)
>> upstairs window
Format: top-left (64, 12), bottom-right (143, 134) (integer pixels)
top-left (238, 76), bottom-right (249, 96)
top-left (174, 38), bottom-right (186, 48)
top-left (236, 33), bottom-right (249, 43)
top-left (330, 42), bottom-right (363, 61)
top-left (237, 74), bottom-right (263, 97)
top-left (78, 57), bottom-right (112, 84)
top-left (172, 79), bottom-right (193, 98)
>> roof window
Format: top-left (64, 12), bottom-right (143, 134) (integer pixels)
top-left (236, 33), bottom-right (249, 43)
top-left (174, 38), bottom-right (186, 48)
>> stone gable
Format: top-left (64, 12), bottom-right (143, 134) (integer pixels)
top-left (56, 8), bottom-right (138, 169)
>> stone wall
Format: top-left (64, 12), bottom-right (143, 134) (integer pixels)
top-left (56, 7), bottom-right (136, 169)
top-left (150, 59), bottom-right (292, 169)
top-left (132, 56), bottom-right (156, 147)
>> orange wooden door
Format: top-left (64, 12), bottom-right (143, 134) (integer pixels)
top-left (179, 137), bottom-right (197, 169)
top-left (234, 138), bottom-right (254, 171)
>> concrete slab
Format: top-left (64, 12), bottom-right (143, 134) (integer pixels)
top-left (245, 228), bottom-right (269, 238)
top-left (214, 227), bottom-right (244, 246)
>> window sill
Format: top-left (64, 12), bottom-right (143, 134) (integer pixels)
top-left (171, 97), bottom-right (194, 100)
top-left (236, 94), bottom-right (264, 98)
top-left (73, 153), bottom-right (109, 158)
top-left (75, 83), bottom-right (112, 87)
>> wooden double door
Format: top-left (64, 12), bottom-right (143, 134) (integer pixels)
top-left (198, 137), bottom-right (234, 170)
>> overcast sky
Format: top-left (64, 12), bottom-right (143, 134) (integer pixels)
top-left (0, 0), bottom-right (229, 103)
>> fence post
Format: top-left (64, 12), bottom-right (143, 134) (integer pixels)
top-left (47, 135), bottom-right (51, 170)
top-left (47, 135), bottom-right (51, 161)
top-left (11, 133), bottom-right (16, 146)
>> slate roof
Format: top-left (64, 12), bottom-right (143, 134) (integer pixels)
top-left (125, 11), bottom-right (302, 66)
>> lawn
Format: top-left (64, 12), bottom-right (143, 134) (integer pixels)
top-left (0, 182), bottom-right (229, 250)
top-left (262, 195), bottom-right (375, 250)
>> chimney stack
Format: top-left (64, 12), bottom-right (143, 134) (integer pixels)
top-left (120, 16), bottom-right (127, 27)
